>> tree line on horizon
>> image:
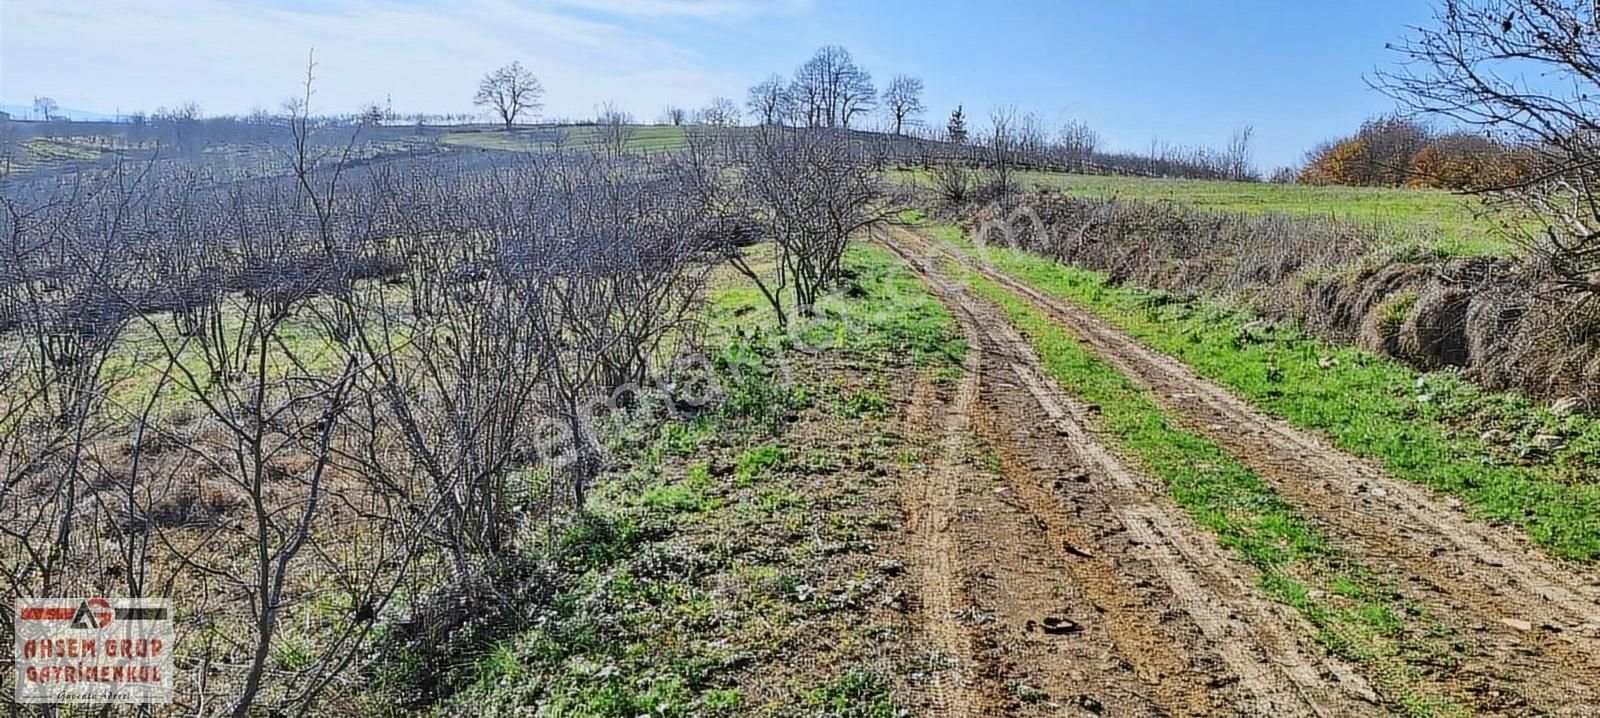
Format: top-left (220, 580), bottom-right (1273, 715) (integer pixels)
top-left (1295, 115), bottom-right (1531, 191)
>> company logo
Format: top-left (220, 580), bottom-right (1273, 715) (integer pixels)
top-left (13, 598), bottom-right (174, 704)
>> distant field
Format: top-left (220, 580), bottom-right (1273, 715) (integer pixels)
top-left (1020, 171), bottom-right (1525, 256)
top-left (441, 124), bottom-right (689, 154)
top-left (0, 137), bottom-right (105, 175)
top-left (896, 167), bottom-right (1526, 256)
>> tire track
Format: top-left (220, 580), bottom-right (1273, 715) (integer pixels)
top-left (897, 224), bottom-right (1600, 711)
top-left (901, 319), bottom-right (987, 718)
top-left (882, 231), bottom-right (1378, 716)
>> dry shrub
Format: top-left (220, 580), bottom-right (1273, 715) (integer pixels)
top-left (1356, 288), bottom-right (1417, 358)
top-left (1477, 297), bottom-right (1600, 403)
top-left (1397, 283), bottom-right (1473, 369)
top-left (1302, 263), bottom-right (1429, 345)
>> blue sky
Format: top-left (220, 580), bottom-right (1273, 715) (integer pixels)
top-left (0, 0), bottom-right (1440, 168)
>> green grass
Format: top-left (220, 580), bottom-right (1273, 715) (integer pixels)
top-left (421, 241), bottom-right (961, 716)
top-left (441, 124), bottom-right (690, 154)
top-left (1035, 171), bottom-right (1529, 256)
top-left (894, 168), bottom-right (1527, 255)
top-left (709, 243), bottom-right (967, 370)
top-left (923, 220), bottom-right (1600, 562)
top-left (962, 267), bottom-right (1469, 715)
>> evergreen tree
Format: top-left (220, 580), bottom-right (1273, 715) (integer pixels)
top-left (947, 105), bottom-right (967, 144)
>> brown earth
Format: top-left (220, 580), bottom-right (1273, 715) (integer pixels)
top-left (882, 223), bottom-right (1600, 716)
top-left (885, 231), bottom-right (1380, 716)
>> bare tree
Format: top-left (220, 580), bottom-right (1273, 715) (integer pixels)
top-left (474, 61), bottom-right (544, 130)
top-left (883, 74), bottom-right (926, 135)
top-left (660, 106), bottom-right (688, 126)
top-left (727, 127), bottom-right (899, 325)
top-left (1059, 119), bottom-right (1100, 167)
top-left (747, 74), bottom-right (790, 125)
top-left (1372, 0), bottom-right (1600, 294)
top-left (789, 45), bottom-right (876, 128)
top-left (987, 106), bottom-right (1022, 203)
top-left (596, 102), bottom-right (636, 155)
top-left (32, 96), bottom-right (58, 121)
top-left (930, 159), bottom-right (978, 205)
top-left (1225, 125), bottom-right (1256, 181)
top-left (698, 97), bottom-right (741, 127)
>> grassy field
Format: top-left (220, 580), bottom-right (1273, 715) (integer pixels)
top-left (1026, 171), bottom-right (1527, 256)
top-left (441, 124), bottom-right (690, 154)
top-left (895, 167), bottom-right (1527, 255)
top-left (916, 218), bottom-right (1600, 562)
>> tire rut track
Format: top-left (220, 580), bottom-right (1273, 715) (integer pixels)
top-left (895, 224), bottom-right (1600, 711)
top-left (901, 318), bottom-right (987, 718)
top-left (882, 231), bottom-right (1378, 716)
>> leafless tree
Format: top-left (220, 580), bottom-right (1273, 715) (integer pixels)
top-left (1059, 119), bottom-right (1100, 168)
top-left (596, 102), bottom-right (636, 155)
top-left (660, 106), bottom-right (688, 126)
top-left (474, 61), bottom-right (544, 130)
top-left (1358, 115), bottom-right (1432, 185)
top-left (727, 127), bottom-right (899, 325)
top-left (1226, 125), bottom-right (1256, 181)
top-left (789, 45), bottom-right (877, 128)
top-left (930, 158), bottom-right (978, 205)
top-left (988, 106), bottom-right (1023, 203)
top-left (32, 96), bottom-right (58, 121)
top-left (1372, 0), bottom-right (1600, 294)
top-left (698, 97), bottom-right (741, 128)
top-left (747, 74), bottom-right (790, 125)
top-left (884, 74), bottom-right (926, 135)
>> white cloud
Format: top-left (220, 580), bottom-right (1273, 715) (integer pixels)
top-left (548, 0), bottom-right (812, 20)
top-left (0, 0), bottom-right (800, 118)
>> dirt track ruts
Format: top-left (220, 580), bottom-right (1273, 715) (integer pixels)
top-left (886, 223), bottom-right (1600, 713)
top-left (885, 229), bottom-right (1378, 716)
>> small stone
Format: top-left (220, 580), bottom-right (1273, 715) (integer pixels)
top-left (1532, 434), bottom-right (1565, 451)
top-left (1040, 616), bottom-right (1081, 635)
top-left (1550, 396), bottom-right (1585, 416)
top-left (1501, 618), bottom-right (1534, 632)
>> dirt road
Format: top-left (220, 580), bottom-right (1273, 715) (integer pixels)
top-left (888, 230), bottom-right (1378, 716)
top-left (883, 224), bottom-right (1600, 715)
